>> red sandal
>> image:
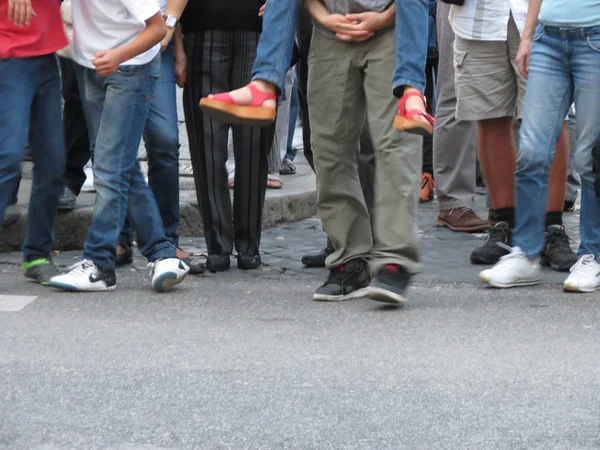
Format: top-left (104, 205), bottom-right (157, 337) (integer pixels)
top-left (200, 83), bottom-right (277, 127)
top-left (393, 90), bottom-right (435, 136)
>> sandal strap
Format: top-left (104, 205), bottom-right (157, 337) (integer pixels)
top-left (210, 83), bottom-right (277, 108)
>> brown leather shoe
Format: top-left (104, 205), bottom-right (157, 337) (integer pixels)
top-left (437, 207), bottom-right (492, 233)
top-left (419, 173), bottom-right (435, 203)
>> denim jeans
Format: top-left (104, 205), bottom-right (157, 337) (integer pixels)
top-left (74, 56), bottom-right (176, 271)
top-left (253, 0), bottom-right (428, 96)
top-left (120, 43), bottom-right (181, 249)
top-left (0, 54), bottom-right (65, 261)
top-left (514, 24), bottom-right (600, 260)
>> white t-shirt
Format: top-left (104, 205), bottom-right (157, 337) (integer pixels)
top-left (72, 0), bottom-right (161, 69)
top-left (158, 0), bottom-right (167, 13)
top-left (449, 0), bottom-right (528, 41)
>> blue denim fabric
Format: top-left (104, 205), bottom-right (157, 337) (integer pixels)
top-left (428, 0), bottom-right (438, 57)
top-left (514, 24), bottom-right (600, 260)
top-left (286, 70), bottom-right (299, 161)
top-left (0, 55), bottom-right (65, 261)
top-left (74, 56), bottom-right (176, 271)
top-left (120, 43), bottom-right (181, 249)
top-left (253, 0), bottom-right (428, 96)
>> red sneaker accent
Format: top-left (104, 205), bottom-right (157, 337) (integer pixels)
top-left (384, 264), bottom-right (400, 273)
top-left (337, 265), bottom-right (345, 272)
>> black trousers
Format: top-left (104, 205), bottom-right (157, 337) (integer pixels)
top-left (422, 56), bottom-right (439, 176)
top-left (182, 30), bottom-right (275, 257)
top-left (58, 56), bottom-right (91, 195)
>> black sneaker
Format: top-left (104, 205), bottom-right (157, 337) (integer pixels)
top-left (116, 246), bottom-right (134, 267)
top-left (207, 253), bottom-right (231, 272)
top-left (313, 259), bottom-right (370, 301)
top-left (367, 264), bottom-right (411, 305)
top-left (57, 186), bottom-right (77, 211)
top-left (301, 246), bottom-right (334, 268)
top-left (470, 222), bottom-right (512, 265)
top-left (542, 225), bottom-right (577, 272)
top-left (23, 258), bottom-right (60, 286)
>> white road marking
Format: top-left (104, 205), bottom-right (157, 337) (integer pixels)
top-left (0, 295), bottom-right (37, 312)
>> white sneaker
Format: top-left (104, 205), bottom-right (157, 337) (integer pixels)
top-left (50, 259), bottom-right (116, 292)
top-left (149, 258), bottom-right (189, 293)
top-left (479, 247), bottom-right (541, 288)
top-left (81, 167), bottom-right (95, 192)
top-left (563, 254), bottom-right (600, 293)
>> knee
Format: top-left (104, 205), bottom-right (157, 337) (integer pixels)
top-left (574, 150), bottom-right (594, 182)
top-left (145, 126), bottom-right (180, 162)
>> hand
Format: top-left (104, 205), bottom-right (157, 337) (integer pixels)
top-left (335, 31), bottom-right (374, 42)
top-left (7, 0), bottom-right (36, 26)
top-left (258, 4), bottom-right (266, 17)
top-left (344, 11), bottom-right (387, 33)
top-left (516, 37), bottom-right (532, 79)
top-left (161, 27), bottom-right (175, 52)
top-left (91, 50), bottom-right (124, 77)
top-left (175, 53), bottom-right (187, 88)
top-left (321, 14), bottom-right (372, 39)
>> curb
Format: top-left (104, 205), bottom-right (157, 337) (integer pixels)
top-left (0, 190), bottom-right (317, 252)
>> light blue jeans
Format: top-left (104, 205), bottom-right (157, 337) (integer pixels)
top-left (252, 0), bottom-right (427, 95)
top-left (514, 24), bottom-right (600, 260)
top-left (74, 56), bottom-right (176, 271)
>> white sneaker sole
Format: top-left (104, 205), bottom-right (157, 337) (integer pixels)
top-left (50, 281), bottom-right (116, 292)
top-left (479, 274), bottom-right (540, 289)
top-left (313, 287), bottom-right (369, 302)
top-left (563, 283), bottom-right (600, 293)
top-left (367, 286), bottom-right (407, 305)
top-left (152, 271), bottom-right (188, 293)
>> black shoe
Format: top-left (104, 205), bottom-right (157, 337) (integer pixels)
top-left (57, 186), bottom-right (77, 211)
top-left (313, 259), bottom-right (370, 302)
top-left (2, 206), bottom-right (20, 228)
top-left (207, 253), bottom-right (231, 273)
top-left (237, 254), bottom-right (262, 270)
top-left (542, 225), bottom-right (577, 272)
top-left (367, 264), bottom-right (411, 305)
top-left (116, 247), bottom-right (134, 267)
top-left (22, 258), bottom-right (60, 286)
top-left (177, 247), bottom-right (206, 275)
top-left (564, 200), bottom-right (576, 212)
top-left (470, 222), bottom-right (512, 265)
top-left (301, 246), bottom-right (334, 267)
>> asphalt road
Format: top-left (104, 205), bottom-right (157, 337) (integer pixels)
top-left (1, 264), bottom-right (599, 450)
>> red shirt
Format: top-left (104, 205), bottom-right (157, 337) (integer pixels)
top-left (0, 0), bottom-right (67, 58)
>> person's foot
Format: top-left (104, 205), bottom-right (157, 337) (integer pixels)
top-left (280, 157), bottom-right (297, 175)
top-left (479, 247), bottom-right (541, 288)
top-left (563, 254), bottom-right (600, 293)
top-left (57, 186), bottom-right (77, 211)
top-left (206, 253), bottom-right (231, 273)
top-left (313, 259), bottom-right (370, 302)
top-left (237, 254), bottom-right (262, 270)
top-left (201, 80), bottom-right (277, 126)
top-left (177, 247), bottom-right (205, 275)
top-left (267, 173), bottom-right (283, 189)
top-left (437, 207), bottom-right (491, 233)
top-left (470, 222), bottom-right (512, 265)
top-left (393, 89), bottom-right (434, 135)
top-left (419, 173), bottom-right (435, 202)
top-left (81, 166), bottom-right (95, 193)
top-left (23, 258), bottom-right (60, 286)
top-left (542, 225), bottom-right (577, 272)
top-left (50, 260), bottom-right (116, 292)
top-left (149, 258), bottom-right (189, 293)
top-left (367, 264), bottom-right (411, 305)
top-left (116, 245), bottom-right (134, 267)
top-left (564, 199), bottom-right (576, 212)
top-left (2, 205), bottom-right (20, 228)
top-left (301, 246), bottom-right (334, 268)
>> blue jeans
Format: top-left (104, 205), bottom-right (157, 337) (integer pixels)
top-left (120, 43), bottom-right (181, 249)
top-left (252, 0), bottom-right (428, 96)
top-left (514, 24), bottom-right (600, 260)
top-left (0, 54), bottom-right (65, 261)
top-left (74, 57), bottom-right (176, 271)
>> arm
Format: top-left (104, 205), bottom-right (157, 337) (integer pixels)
top-left (515, 0), bottom-right (543, 78)
top-left (304, 0), bottom-right (373, 40)
top-left (343, 3), bottom-right (396, 37)
top-left (8, 0), bottom-right (35, 27)
top-left (161, 0), bottom-right (189, 51)
top-left (92, 12), bottom-right (167, 77)
top-left (174, 24), bottom-right (187, 88)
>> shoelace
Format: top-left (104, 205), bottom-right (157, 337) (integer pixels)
top-left (325, 264), bottom-right (356, 287)
top-left (546, 226), bottom-right (573, 251)
top-left (448, 206), bottom-right (472, 218)
top-left (569, 254), bottom-right (596, 274)
top-left (67, 259), bottom-right (94, 273)
top-left (485, 225), bottom-right (509, 245)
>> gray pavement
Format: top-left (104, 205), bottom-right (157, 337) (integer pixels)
top-left (2, 195), bottom-right (600, 449)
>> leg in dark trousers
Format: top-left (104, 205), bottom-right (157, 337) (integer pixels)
top-left (421, 56), bottom-right (438, 177)
top-left (58, 56), bottom-right (91, 196)
top-left (183, 30), bottom-right (273, 264)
